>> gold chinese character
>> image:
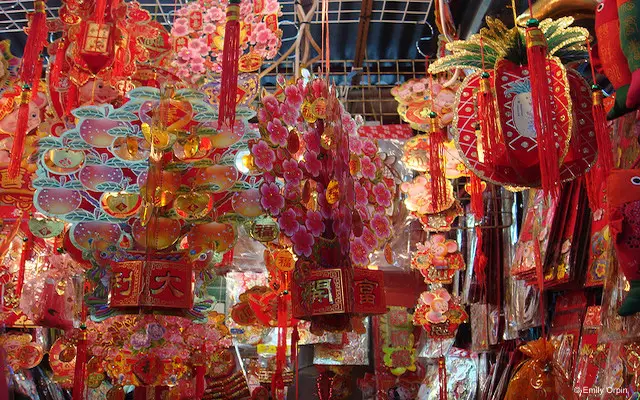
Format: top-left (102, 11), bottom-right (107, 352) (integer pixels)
top-left (356, 279), bottom-right (378, 305)
top-left (310, 279), bottom-right (333, 304)
top-left (113, 271), bottom-right (133, 296)
top-left (150, 272), bottom-right (184, 298)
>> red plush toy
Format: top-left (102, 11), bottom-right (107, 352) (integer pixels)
top-left (607, 169), bottom-right (640, 315)
top-left (595, 0), bottom-right (640, 119)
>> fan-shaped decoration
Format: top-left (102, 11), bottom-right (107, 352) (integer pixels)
top-left (170, 0), bottom-right (282, 84)
top-left (430, 17), bottom-right (596, 189)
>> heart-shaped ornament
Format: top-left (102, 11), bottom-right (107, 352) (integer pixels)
top-left (174, 192), bottom-right (212, 220)
top-left (29, 218), bottom-right (65, 238)
top-left (101, 192), bottom-right (142, 218)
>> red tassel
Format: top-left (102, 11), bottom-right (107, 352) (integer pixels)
top-left (94, 0), bottom-right (108, 24)
top-left (291, 325), bottom-right (299, 400)
top-left (66, 83), bottom-right (78, 116)
top-left (469, 173), bottom-right (485, 220)
top-left (271, 295), bottom-right (288, 400)
top-left (591, 87), bottom-right (613, 172)
top-left (0, 347), bottom-right (7, 399)
top-left (217, 0), bottom-right (241, 131)
top-left (474, 226), bottom-right (488, 295)
top-left (438, 356), bottom-right (447, 400)
top-left (14, 231), bottom-right (33, 298)
top-left (19, 1), bottom-right (47, 87)
top-left (195, 364), bottom-right (206, 397)
top-left (525, 19), bottom-right (560, 199)
top-left (8, 88), bottom-right (32, 179)
top-left (428, 113), bottom-right (448, 212)
top-left (31, 55), bottom-right (43, 99)
top-left (112, 36), bottom-right (127, 80)
top-left (72, 326), bottom-right (87, 400)
top-left (50, 40), bottom-right (66, 89)
top-left (477, 73), bottom-right (502, 166)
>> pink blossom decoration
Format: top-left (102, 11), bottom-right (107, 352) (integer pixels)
top-left (305, 210), bottom-right (325, 237)
top-left (267, 118), bottom-right (288, 147)
top-left (278, 209), bottom-right (300, 236)
top-left (259, 182), bottom-right (284, 216)
top-left (351, 237), bottom-right (370, 266)
top-left (284, 85), bottom-right (304, 108)
top-left (372, 182), bottom-right (392, 207)
top-left (371, 214), bottom-right (391, 238)
top-left (291, 226), bottom-right (314, 257)
top-left (302, 151), bottom-right (322, 177)
top-left (360, 156), bottom-right (377, 180)
top-left (251, 140), bottom-right (276, 171)
top-left (282, 159), bottom-right (303, 184)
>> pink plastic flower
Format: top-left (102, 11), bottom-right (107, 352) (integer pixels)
top-left (262, 95), bottom-right (281, 117)
top-left (351, 237), bottom-right (370, 266)
top-left (305, 210), bottom-right (325, 237)
top-left (283, 159), bottom-right (303, 184)
top-left (372, 182), bottom-right (392, 207)
top-left (355, 182), bottom-right (368, 206)
top-left (360, 156), bottom-right (377, 180)
top-left (303, 130), bottom-right (321, 153)
top-left (203, 23), bottom-right (216, 34)
top-left (251, 140), bottom-right (276, 171)
top-left (279, 209), bottom-right (300, 236)
top-left (284, 85), bottom-right (303, 108)
top-left (177, 48), bottom-right (192, 61)
top-left (311, 79), bottom-right (326, 98)
top-left (292, 226), bottom-right (314, 257)
top-left (361, 227), bottom-right (378, 250)
top-left (362, 140), bottom-right (378, 157)
top-left (371, 213), bottom-right (391, 238)
top-left (302, 151), bottom-right (322, 177)
top-left (284, 182), bottom-right (300, 201)
top-left (350, 137), bottom-right (363, 154)
top-left (172, 23), bottom-right (189, 37)
top-left (279, 102), bottom-right (299, 126)
top-left (267, 118), bottom-right (288, 147)
top-left (260, 182), bottom-right (284, 215)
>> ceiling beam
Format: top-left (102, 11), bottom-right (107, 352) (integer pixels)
top-left (350, 0), bottom-right (374, 84)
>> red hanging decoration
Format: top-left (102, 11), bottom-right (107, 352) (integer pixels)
top-left (217, 0), bottom-right (241, 131)
top-left (65, 83), bottom-right (78, 116)
top-left (19, 0), bottom-right (47, 88)
top-left (477, 72), bottom-right (502, 166)
top-left (525, 16), bottom-right (560, 199)
top-left (72, 325), bottom-right (88, 400)
top-left (195, 363), bottom-right (205, 398)
top-left (8, 86), bottom-right (32, 179)
top-left (94, 0), bottom-right (108, 25)
top-left (14, 230), bottom-right (33, 298)
top-left (291, 325), bottom-right (299, 400)
top-left (429, 112), bottom-right (448, 212)
top-left (271, 294), bottom-right (288, 399)
top-left (49, 39), bottom-right (66, 89)
top-left (31, 55), bottom-right (43, 99)
top-left (474, 226), bottom-right (488, 295)
top-left (438, 356), bottom-right (447, 400)
top-left (111, 35), bottom-right (127, 80)
top-left (469, 173), bottom-right (485, 220)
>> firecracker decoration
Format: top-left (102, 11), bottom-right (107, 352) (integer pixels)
top-left (430, 17), bottom-right (597, 190)
top-left (594, 0), bottom-right (640, 119)
top-left (412, 234), bottom-right (466, 284)
top-left (413, 288), bottom-right (468, 339)
top-left (170, 0), bottom-right (282, 84)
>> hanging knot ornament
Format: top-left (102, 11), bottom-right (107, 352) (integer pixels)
top-left (476, 71), bottom-right (503, 166)
top-left (525, 17), bottom-right (561, 199)
top-left (218, 0), bottom-right (242, 131)
top-left (413, 288), bottom-right (468, 339)
top-left (412, 234), bottom-right (466, 284)
top-left (428, 111), bottom-right (449, 212)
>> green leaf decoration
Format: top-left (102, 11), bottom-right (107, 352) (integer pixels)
top-left (108, 110), bottom-right (138, 122)
top-left (218, 212), bottom-right (249, 225)
top-left (229, 181), bottom-right (253, 192)
top-left (190, 159), bottom-right (214, 168)
top-left (32, 178), bottom-right (61, 188)
top-left (195, 183), bottom-right (221, 192)
top-left (555, 49), bottom-right (589, 64)
top-left (124, 184), bottom-right (140, 193)
top-left (107, 127), bottom-right (135, 137)
top-left (95, 182), bottom-right (125, 192)
top-left (127, 87), bottom-right (160, 100)
top-left (72, 106), bottom-right (107, 119)
top-left (177, 185), bottom-right (192, 194)
top-left (62, 180), bottom-right (84, 189)
top-left (191, 102), bottom-right (211, 114)
top-left (430, 54), bottom-right (487, 73)
top-left (63, 209), bottom-right (98, 222)
top-left (540, 17), bottom-right (576, 41)
top-left (217, 153), bottom-right (236, 166)
top-left (193, 112), bottom-right (218, 122)
top-left (84, 154), bottom-right (102, 165)
top-left (547, 28), bottom-right (590, 57)
top-left (62, 130), bottom-right (81, 141)
top-left (165, 162), bottom-right (190, 172)
top-left (175, 89), bottom-right (208, 101)
top-left (37, 137), bottom-right (64, 149)
top-left (67, 140), bottom-right (94, 150)
top-left (120, 101), bottom-right (142, 112)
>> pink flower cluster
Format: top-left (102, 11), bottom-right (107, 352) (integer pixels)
top-left (170, 0), bottom-right (282, 83)
top-left (253, 77), bottom-right (394, 265)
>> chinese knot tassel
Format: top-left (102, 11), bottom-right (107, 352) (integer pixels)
top-left (15, 231), bottom-right (33, 298)
top-left (474, 226), bottom-right (488, 295)
top-left (592, 87), bottom-right (613, 173)
top-left (112, 35), bottom-right (127, 79)
top-left (0, 347), bottom-right (7, 399)
top-left (31, 55), bottom-right (43, 100)
top-left (94, 0), bottom-right (108, 24)
top-left (271, 295), bottom-right (288, 400)
top-left (291, 325), bottom-right (300, 400)
top-left (438, 356), bottom-right (447, 400)
top-left (217, 0), bottom-right (241, 131)
top-left (469, 173), bottom-right (485, 220)
top-left (477, 72), bottom-right (501, 166)
top-left (65, 83), bottom-right (78, 116)
top-left (525, 18), bottom-right (560, 199)
top-left (195, 364), bottom-right (206, 398)
top-left (19, 0), bottom-right (47, 88)
top-left (50, 40), bottom-right (66, 89)
top-left (8, 87), bottom-right (32, 179)
top-left (72, 326), bottom-right (87, 400)
top-left (429, 112), bottom-right (448, 212)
